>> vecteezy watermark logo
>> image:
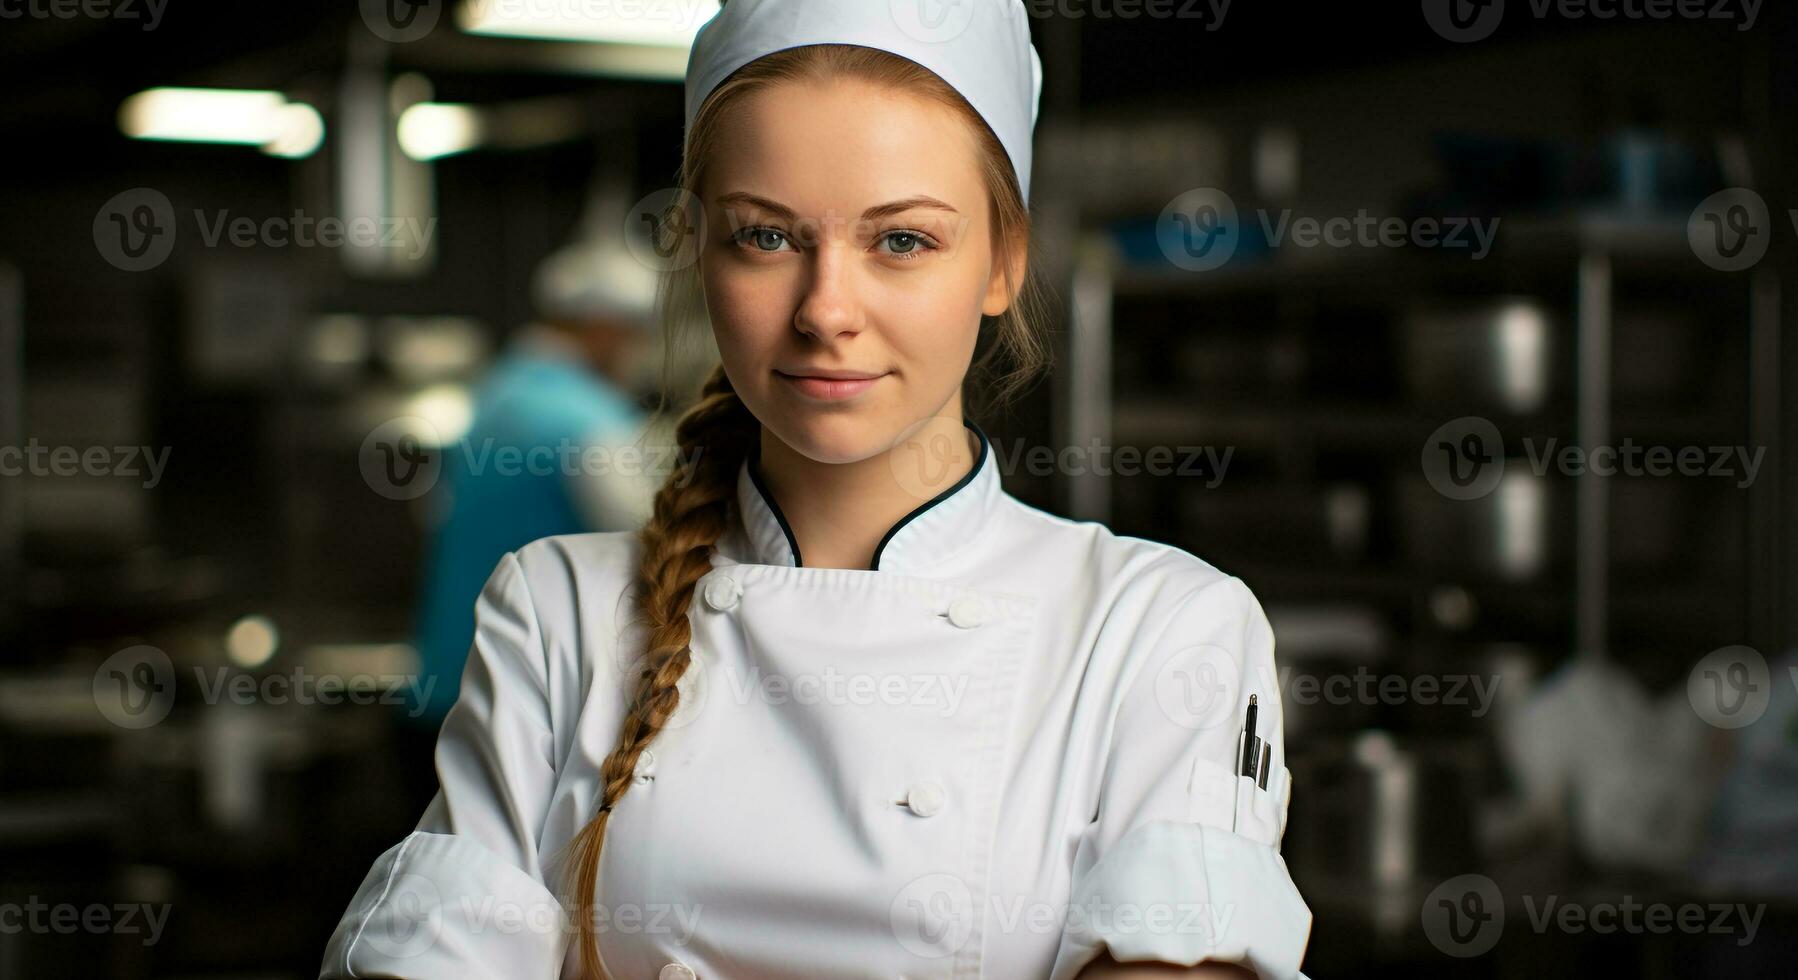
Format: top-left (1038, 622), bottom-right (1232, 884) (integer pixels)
top-left (361, 424), bottom-right (699, 502)
top-left (92, 645), bottom-right (176, 730)
top-left (1521, 437), bottom-right (1765, 488)
top-left (358, 871), bottom-right (443, 959)
top-left (92, 646), bottom-right (439, 728)
top-left (628, 187), bottom-right (707, 273)
top-left (1018, 0), bottom-right (1234, 28)
top-left (1278, 665), bottom-right (1502, 718)
top-left (888, 416), bottom-right (975, 504)
top-left (191, 667), bottom-right (438, 719)
top-left (360, 417), bottom-right (443, 501)
top-left (989, 438), bottom-right (1234, 486)
top-left (1424, 872), bottom-right (1766, 955)
top-left (1422, 874), bottom-right (1506, 957)
top-left (1424, 418), bottom-right (1764, 498)
top-left (1689, 188), bottom-right (1772, 272)
top-left (95, 194), bottom-right (438, 272)
top-left (0, 0), bottom-right (167, 29)
top-left (890, 872), bottom-right (976, 958)
top-left (1422, 416), bottom-right (1505, 501)
top-left (1159, 188), bottom-right (1241, 272)
top-left (1154, 644), bottom-right (1241, 730)
top-left (0, 440), bottom-right (173, 489)
top-left (1687, 645), bottom-right (1773, 729)
top-left (1159, 188), bottom-right (1499, 271)
top-left (1425, 0), bottom-right (1761, 42)
top-left (891, 880), bottom-right (1236, 956)
top-left (889, 0), bottom-right (981, 44)
top-left (94, 188), bottom-right (177, 273)
top-left (191, 210), bottom-right (436, 259)
top-left (0, 897), bottom-right (173, 945)
top-left (1422, 0), bottom-right (1506, 42)
top-left (715, 665), bottom-right (972, 718)
top-left (360, 0), bottom-right (442, 42)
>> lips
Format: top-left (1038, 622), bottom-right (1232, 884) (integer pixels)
top-left (776, 370), bottom-right (887, 401)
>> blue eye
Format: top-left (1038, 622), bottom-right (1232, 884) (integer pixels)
top-left (730, 225), bottom-right (940, 260)
top-left (733, 226), bottom-right (792, 253)
top-left (880, 230), bottom-right (940, 261)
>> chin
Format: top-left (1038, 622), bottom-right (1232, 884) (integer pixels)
top-left (763, 409), bottom-right (907, 467)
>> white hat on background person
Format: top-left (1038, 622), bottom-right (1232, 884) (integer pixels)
top-left (531, 175), bottom-right (661, 331)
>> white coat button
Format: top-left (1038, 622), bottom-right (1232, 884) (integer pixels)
top-left (703, 574), bottom-right (740, 612)
top-left (658, 964), bottom-right (696, 980)
top-left (906, 781), bottom-right (947, 817)
top-left (634, 749), bottom-right (657, 783)
top-left (947, 595), bottom-right (986, 629)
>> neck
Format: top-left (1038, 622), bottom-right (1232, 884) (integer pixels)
top-left (754, 409), bottom-right (977, 571)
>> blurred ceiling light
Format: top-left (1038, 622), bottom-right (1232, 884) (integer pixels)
top-left (226, 614), bottom-right (280, 669)
top-left (403, 383), bottom-right (476, 447)
top-left (458, 0), bottom-right (718, 48)
top-left (263, 102), bottom-right (326, 158)
top-left (119, 87), bottom-right (326, 158)
top-left (397, 102), bottom-right (485, 160)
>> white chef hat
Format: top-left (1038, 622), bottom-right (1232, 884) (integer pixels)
top-left (531, 237), bottom-right (660, 330)
top-left (684, 0), bottom-right (1044, 203)
top-left (531, 176), bottom-right (660, 331)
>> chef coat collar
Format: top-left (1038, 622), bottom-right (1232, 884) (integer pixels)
top-left (734, 418), bottom-right (998, 573)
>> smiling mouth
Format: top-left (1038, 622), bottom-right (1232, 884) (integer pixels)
top-left (775, 370), bottom-right (888, 401)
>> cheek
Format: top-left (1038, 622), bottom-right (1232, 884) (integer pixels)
top-left (702, 263), bottom-right (783, 360)
top-left (880, 260), bottom-right (986, 361)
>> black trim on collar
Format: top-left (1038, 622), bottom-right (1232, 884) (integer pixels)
top-left (745, 418), bottom-right (990, 571)
top-left (869, 418), bottom-right (988, 572)
top-left (747, 439), bottom-right (804, 567)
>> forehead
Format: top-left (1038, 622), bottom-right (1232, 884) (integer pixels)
top-left (702, 77), bottom-right (987, 213)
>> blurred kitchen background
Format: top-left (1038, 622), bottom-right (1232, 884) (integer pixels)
top-left (2, 1), bottom-right (1796, 977)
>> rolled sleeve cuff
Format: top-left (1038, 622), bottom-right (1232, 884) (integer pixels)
top-left (1054, 820), bottom-right (1312, 980)
top-left (320, 831), bottom-right (570, 979)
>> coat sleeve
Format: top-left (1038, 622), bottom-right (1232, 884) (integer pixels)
top-left (1048, 573), bottom-right (1312, 980)
top-left (320, 550), bottom-right (571, 978)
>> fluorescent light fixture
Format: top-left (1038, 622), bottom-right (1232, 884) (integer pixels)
top-left (397, 103), bottom-right (485, 161)
top-left (458, 0), bottom-right (718, 46)
top-left (263, 102), bottom-right (326, 158)
top-left (119, 87), bottom-right (326, 158)
top-left (120, 88), bottom-right (285, 143)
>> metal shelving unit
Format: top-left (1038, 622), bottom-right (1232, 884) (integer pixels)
top-left (1061, 211), bottom-right (1783, 664)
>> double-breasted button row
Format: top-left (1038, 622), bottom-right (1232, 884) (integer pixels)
top-left (701, 574), bottom-right (991, 634)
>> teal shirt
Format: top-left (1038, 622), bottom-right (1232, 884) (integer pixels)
top-left (410, 338), bottom-right (643, 726)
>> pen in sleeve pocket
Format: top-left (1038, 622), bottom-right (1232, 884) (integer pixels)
top-left (1239, 693), bottom-right (1261, 781)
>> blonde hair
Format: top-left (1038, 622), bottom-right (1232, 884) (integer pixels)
top-left (563, 42), bottom-right (1051, 978)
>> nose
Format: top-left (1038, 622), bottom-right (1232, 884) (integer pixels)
top-left (792, 238), bottom-right (863, 344)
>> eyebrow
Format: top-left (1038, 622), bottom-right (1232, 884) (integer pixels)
top-left (715, 192), bottom-right (960, 222)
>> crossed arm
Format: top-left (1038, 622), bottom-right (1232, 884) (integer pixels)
top-left (1077, 950), bottom-right (1256, 979)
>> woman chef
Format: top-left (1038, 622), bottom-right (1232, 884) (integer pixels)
top-left (320, 0), bottom-right (1313, 977)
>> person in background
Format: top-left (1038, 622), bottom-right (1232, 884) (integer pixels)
top-left (401, 214), bottom-right (662, 801)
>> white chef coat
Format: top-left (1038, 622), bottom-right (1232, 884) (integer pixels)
top-left (320, 419), bottom-right (1313, 980)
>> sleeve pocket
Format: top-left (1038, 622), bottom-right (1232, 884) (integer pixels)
top-left (1189, 757), bottom-right (1292, 849)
